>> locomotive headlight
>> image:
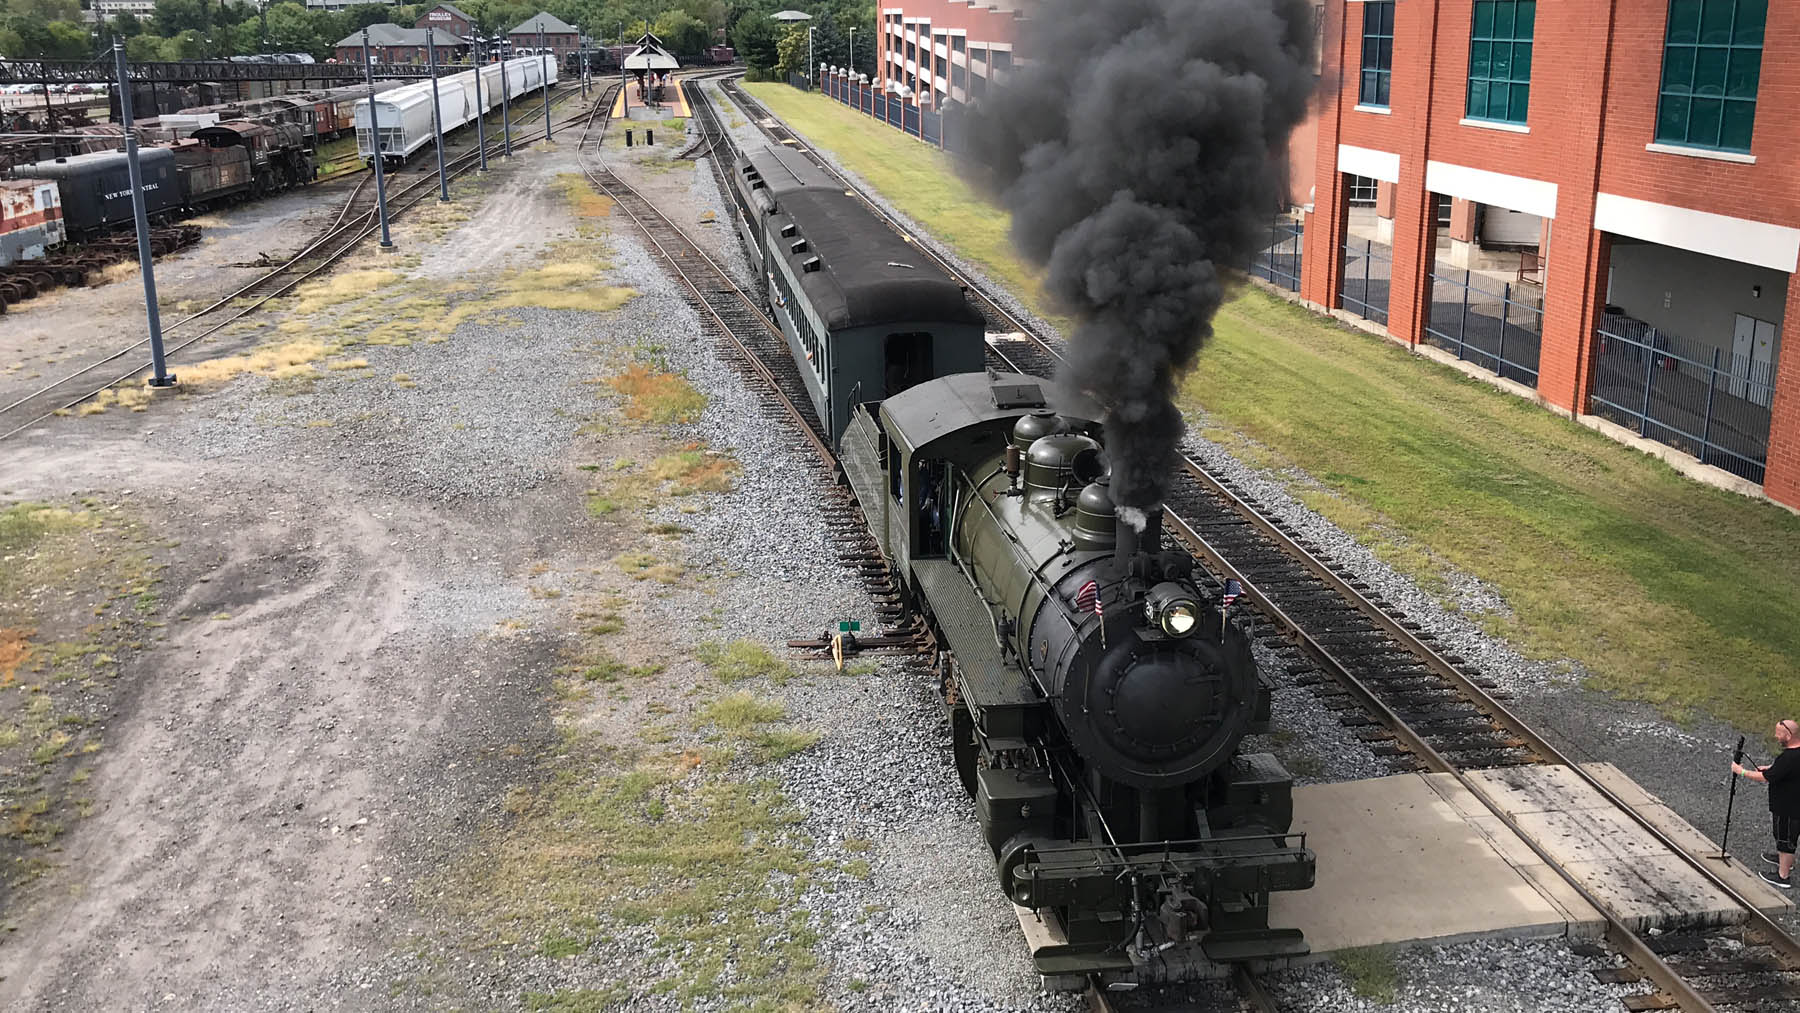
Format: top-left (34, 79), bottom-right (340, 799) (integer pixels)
top-left (1147, 582), bottom-right (1202, 638)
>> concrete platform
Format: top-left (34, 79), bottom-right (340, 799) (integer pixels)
top-left (613, 74), bottom-right (692, 120)
top-left (1270, 773), bottom-right (1602, 955)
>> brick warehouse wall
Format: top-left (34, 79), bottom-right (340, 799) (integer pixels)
top-left (878, 1), bottom-right (1024, 110)
top-left (1304, 0), bottom-right (1800, 507)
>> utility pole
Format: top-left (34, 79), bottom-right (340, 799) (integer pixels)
top-left (499, 35), bottom-right (512, 156)
top-left (539, 21), bottom-right (550, 141)
top-left (113, 39), bottom-right (173, 388)
top-left (472, 38), bottom-right (487, 171)
top-left (362, 29), bottom-right (393, 250)
top-left (426, 27), bottom-right (447, 201)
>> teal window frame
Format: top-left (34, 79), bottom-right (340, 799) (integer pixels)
top-left (1358, 1), bottom-right (1394, 108)
top-left (1466, 1), bottom-right (1534, 124)
top-left (1655, 0), bottom-right (1766, 153)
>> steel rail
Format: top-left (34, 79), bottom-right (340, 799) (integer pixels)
top-left (1233, 965), bottom-right (1281, 1013)
top-left (0, 86), bottom-right (608, 442)
top-left (710, 78), bottom-right (1793, 1012)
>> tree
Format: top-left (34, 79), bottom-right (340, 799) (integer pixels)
top-left (774, 23), bottom-right (807, 79)
top-left (110, 10), bottom-right (141, 36)
top-left (3, 0), bottom-right (81, 24)
top-left (340, 4), bottom-right (392, 32)
top-left (43, 19), bottom-right (88, 58)
top-left (653, 10), bottom-right (706, 56)
top-left (150, 0), bottom-right (211, 39)
top-left (730, 10), bottom-right (776, 72)
top-left (263, 2), bottom-right (324, 55)
top-left (124, 33), bottom-right (166, 61)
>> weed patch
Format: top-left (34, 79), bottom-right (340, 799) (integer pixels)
top-left (695, 640), bottom-right (790, 683)
top-left (614, 551), bottom-right (684, 584)
top-left (554, 173), bottom-right (615, 218)
top-left (0, 500), bottom-right (159, 882)
top-left (439, 747), bottom-right (823, 1009)
top-left (180, 340), bottom-right (330, 387)
top-left (291, 269), bottom-right (404, 315)
top-left (650, 447), bottom-right (738, 495)
top-left (491, 261), bottom-right (636, 315)
top-left (606, 364), bottom-right (707, 425)
top-left (74, 385), bottom-right (153, 416)
top-left (1336, 945), bottom-right (1401, 1003)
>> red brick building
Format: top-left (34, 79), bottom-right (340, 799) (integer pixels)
top-left (332, 23), bottom-right (470, 64)
top-left (875, 2), bottom-right (1024, 110)
top-left (415, 3), bottom-right (477, 41)
top-left (872, 1), bottom-right (1322, 224)
top-left (509, 13), bottom-right (582, 63)
top-left (1305, 0), bottom-right (1798, 502)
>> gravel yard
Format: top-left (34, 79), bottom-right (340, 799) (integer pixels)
top-left (0, 72), bottom-right (1784, 1013)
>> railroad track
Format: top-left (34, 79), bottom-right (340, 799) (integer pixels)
top-left (577, 77), bottom-right (923, 647)
top-left (709, 79), bottom-right (1800, 1012)
top-left (0, 85), bottom-right (604, 443)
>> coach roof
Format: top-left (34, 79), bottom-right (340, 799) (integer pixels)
top-left (772, 187), bottom-right (985, 332)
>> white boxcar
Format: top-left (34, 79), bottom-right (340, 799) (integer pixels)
top-left (355, 58), bottom-right (558, 165)
top-left (354, 84), bottom-right (436, 163)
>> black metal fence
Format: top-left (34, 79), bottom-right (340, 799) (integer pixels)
top-left (818, 73), bottom-right (949, 149)
top-left (1250, 218), bottom-right (1303, 292)
top-left (1589, 314), bottom-right (1774, 483)
top-left (1424, 266), bottom-right (1542, 387)
top-left (1339, 237), bottom-right (1391, 326)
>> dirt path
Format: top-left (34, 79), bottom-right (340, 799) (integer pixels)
top-left (0, 436), bottom-right (559, 1008)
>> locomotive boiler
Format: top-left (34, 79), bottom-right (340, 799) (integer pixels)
top-left (840, 371), bottom-right (1314, 986)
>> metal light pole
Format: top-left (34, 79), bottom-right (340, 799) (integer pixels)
top-left (848, 27), bottom-right (855, 75)
top-left (808, 27), bottom-right (816, 84)
top-left (472, 39), bottom-right (487, 171)
top-left (426, 27), bottom-right (448, 201)
top-left (112, 39), bottom-right (173, 388)
top-left (499, 36), bottom-right (512, 156)
top-left (539, 21), bottom-right (551, 141)
top-left (362, 29), bottom-right (393, 250)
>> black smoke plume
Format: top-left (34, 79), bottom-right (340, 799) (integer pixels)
top-left (961, 0), bottom-right (1314, 514)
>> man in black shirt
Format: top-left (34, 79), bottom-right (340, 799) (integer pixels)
top-left (1733, 718), bottom-right (1800, 890)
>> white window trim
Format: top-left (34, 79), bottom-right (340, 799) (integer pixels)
top-left (1460, 117), bottom-right (1529, 134)
top-left (1644, 142), bottom-right (1756, 165)
top-left (1353, 103), bottom-right (1391, 115)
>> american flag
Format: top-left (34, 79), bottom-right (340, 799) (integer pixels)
top-left (1074, 579), bottom-right (1102, 617)
top-left (1221, 579), bottom-right (1242, 609)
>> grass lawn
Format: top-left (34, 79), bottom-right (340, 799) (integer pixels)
top-left (740, 83), bottom-right (1800, 732)
top-left (743, 83), bottom-right (1055, 323)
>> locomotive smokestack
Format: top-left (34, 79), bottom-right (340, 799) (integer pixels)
top-left (958, 0), bottom-right (1314, 511)
top-left (1114, 504), bottom-right (1163, 562)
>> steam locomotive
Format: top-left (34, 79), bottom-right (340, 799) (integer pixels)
top-left (726, 142), bottom-right (1314, 985)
